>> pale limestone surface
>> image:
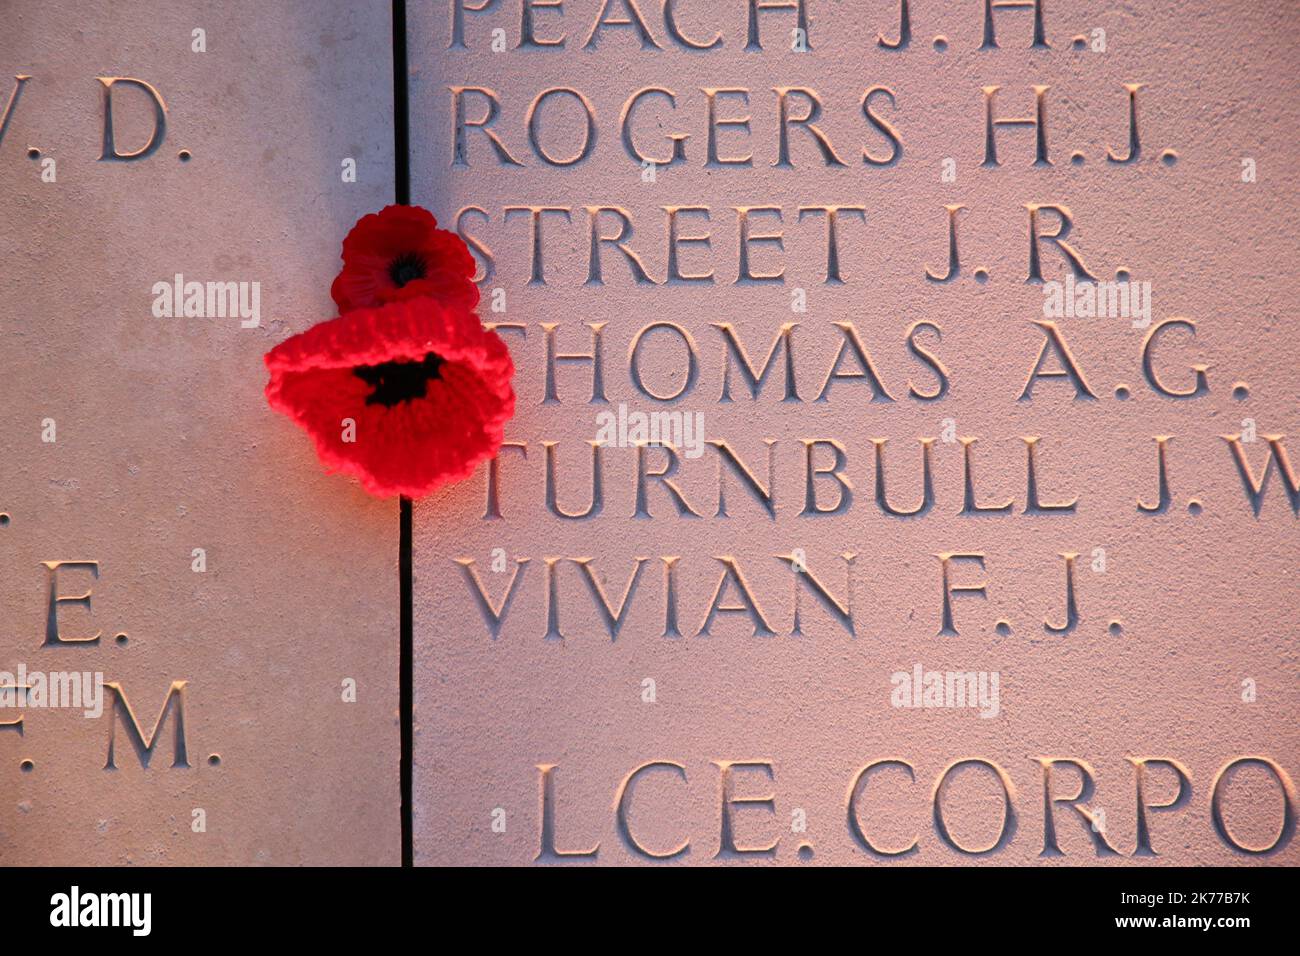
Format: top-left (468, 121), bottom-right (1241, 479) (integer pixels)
top-left (410, 1), bottom-right (1300, 864)
top-left (0, 1), bottom-right (398, 864)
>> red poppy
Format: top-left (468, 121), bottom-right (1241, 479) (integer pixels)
top-left (265, 296), bottom-right (515, 498)
top-left (330, 204), bottom-right (480, 314)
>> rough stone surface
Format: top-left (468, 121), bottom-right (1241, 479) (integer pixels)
top-left (0, 0), bottom-right (399, 865)
top-left (410, 1), bottom-right (1299, 864)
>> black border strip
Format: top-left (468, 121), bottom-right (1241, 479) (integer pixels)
top-left (11, 866), bottom-right (1289, 934)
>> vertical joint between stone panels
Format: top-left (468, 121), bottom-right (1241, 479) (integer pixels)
top-left (392, 0), bottom-right (415, 869)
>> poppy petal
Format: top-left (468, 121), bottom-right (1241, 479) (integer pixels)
top-left (330, 204), bottom-right (479, 314)
top-left (265, 297), bottom-right (515, 498)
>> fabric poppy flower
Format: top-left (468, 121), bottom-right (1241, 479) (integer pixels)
top-left (265, 296), bottom-right (515, 498)
top-left (330, 204), bottom-right (480, 314)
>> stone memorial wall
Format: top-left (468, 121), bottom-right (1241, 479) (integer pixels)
top-left (2, 0), bottom-right (1296, 866)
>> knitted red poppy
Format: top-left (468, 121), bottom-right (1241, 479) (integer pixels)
top-left (330, 204), bottom-right (480, 314)
top-left (265, 296), bottom-right (514, 498)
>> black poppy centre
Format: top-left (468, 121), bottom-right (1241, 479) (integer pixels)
top-left (388, 251), bottom-right (427, 288)
top-left (354, 352), bottom-right (447, 407)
